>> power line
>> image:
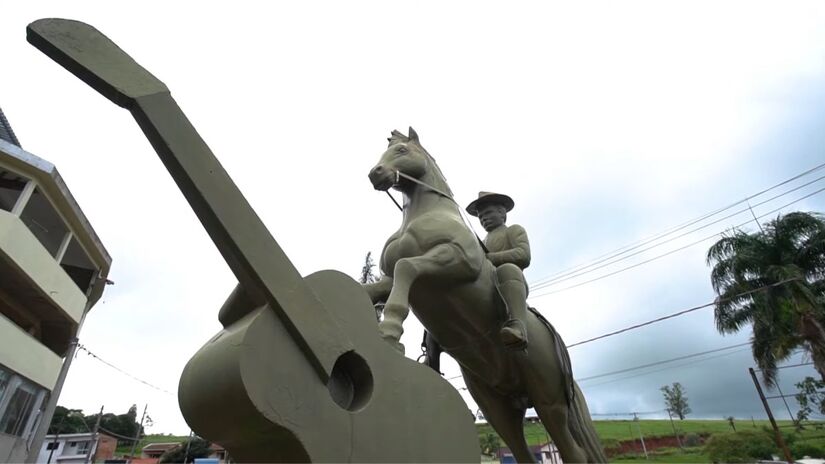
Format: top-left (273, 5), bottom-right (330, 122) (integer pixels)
top-left (528, 161), bottom-right (825, 288)
top-left (591, 410), bottom-right (666, 417)
top-left (579, 347), bottom-right (753, 389)
top-left (77, 344), bottom-right (174, 396)
top-left (529, 185), bottom-right (825, 298)
top-left (98, 425), bottom-right (142, 442)
top-left (530, 173), bottom-right (825, 291)
top-left (576, 342), bottom-right (751, 383)
top-left (448, 344), bottom-right (753, 390)
top-left (446, 280), bottom-right (798, 387)
top-left (757, 362), bottom-right (815, 372)
top-left (565, 278), bottom-right (799, 348)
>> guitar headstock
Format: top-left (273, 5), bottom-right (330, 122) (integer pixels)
top-left (28, 19), bottom-right (168, 108)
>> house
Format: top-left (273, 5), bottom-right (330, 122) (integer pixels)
top-left (141, 442), bottom-right (179, 459)
top-left (0, 107), bottom-right (111, 462)
top-left (35, 432), bottom-right (117, 463)
top-left (498, 441), bottom-right (563, 464)
top-left (140, 441), bottom-right (227, 463)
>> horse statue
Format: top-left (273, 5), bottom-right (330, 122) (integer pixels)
top-left (365, 128), bottom-right (607, 463)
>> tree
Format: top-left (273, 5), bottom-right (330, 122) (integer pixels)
top-left (707, 211), bottom-right (825, 387)
top-left (727, 416), bottom-right (737, 432)
top-left (795, 376), bottom-right (825, 423)
top-left (358, 251), bottom-right (382, 321)
top-left (48, 407), bottom-right (88, 434)
top-left (159, 437), bottom-right (212, 463)
top-left (47, 405), bottom-right (144, 446)
top-left (479, 432), bottom-right (500, 457)
top-left (661, 382), bottom-right (691, 419)
top-left (359, 251), bottom-right (378, 285)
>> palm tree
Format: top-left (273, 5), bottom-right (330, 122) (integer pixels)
top-left (707, 211), bottom-right (825, 387)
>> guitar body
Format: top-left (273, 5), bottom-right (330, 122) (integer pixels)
top-left (179, 270), bottom-right (479, 462)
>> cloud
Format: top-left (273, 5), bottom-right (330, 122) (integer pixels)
top-left (2, 1), bottom-right (825, 436)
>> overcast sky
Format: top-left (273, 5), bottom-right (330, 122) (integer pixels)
top-left (3, 2), bottom-right (825, 435)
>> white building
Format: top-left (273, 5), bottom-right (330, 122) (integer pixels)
top-left (35, 432), bottom-right (117, 464)
top-left (0, 108), bottom-right (111, 462)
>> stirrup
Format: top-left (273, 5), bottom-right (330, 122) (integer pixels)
top-left (500, 319), bottom-right (528, 351)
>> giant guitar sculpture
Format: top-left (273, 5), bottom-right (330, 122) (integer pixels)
top-left (27, 19), bottom-right (479, 463)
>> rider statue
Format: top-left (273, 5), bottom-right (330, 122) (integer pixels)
top-left (466, 191), bottom-right (531, 350)
top-left (423, 191), bottom-right (531, 370)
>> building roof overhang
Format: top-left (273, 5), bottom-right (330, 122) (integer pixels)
top-left (0, 138), bottom-right (111, 305)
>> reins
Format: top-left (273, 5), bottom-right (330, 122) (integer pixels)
top-left (387, 170), bottom-right (490, 253)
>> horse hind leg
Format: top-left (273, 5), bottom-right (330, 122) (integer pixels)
top-left (533, 383), bottom-right (607, 463)
top-left (464, 371), bottom-right (536, 463)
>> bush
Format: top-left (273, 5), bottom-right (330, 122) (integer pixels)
top-left (704, 430), bottom-right (777, 463)
top-left (792, 442), bottom-right (825, 459)
top-left (683, 433), bottom-right (701, 447)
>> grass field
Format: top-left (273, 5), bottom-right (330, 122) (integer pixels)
top-left (477, 419), bottom-right (825, 462)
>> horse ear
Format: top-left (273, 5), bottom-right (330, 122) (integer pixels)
top-left (408, 127), bottom-right (419, 143)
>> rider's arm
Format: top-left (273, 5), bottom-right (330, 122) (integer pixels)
top-left (486, 225), bottom-right (531, 269)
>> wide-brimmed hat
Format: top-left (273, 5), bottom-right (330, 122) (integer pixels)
top-left (466, 191), bottom-right (515, 216)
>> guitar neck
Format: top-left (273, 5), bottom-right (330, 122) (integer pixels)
top-left (131, 92), bottom-right (351, 382)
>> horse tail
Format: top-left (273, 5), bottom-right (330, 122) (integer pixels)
top-left (568, 381), bottom-right (609, 462)
top-left (529, 308), bottom-right (608, 463)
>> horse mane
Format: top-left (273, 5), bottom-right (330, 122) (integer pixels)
top-left (388, 129), bottom-right (454, 197)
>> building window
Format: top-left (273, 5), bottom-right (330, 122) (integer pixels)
top-left (0, 368), bottom-right (9, 401)
top-left (46, 442), bottom-right (58, 450)
top-left (76, 441), bottom-right (91, 454)
top-left (0, 169), bottom-right (27, 212)
top-left (19, 187), bottom-right (69, 257)
top-left (60, 238), bottom-right (98, 294)
top-left (0, 381), bottom-right (36, 436)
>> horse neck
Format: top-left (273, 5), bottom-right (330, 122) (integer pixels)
top-left (402, 171), bottom-right (459, 221)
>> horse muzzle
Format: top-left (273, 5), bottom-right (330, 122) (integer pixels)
top-left (369, 165), bottom-right (395, 191)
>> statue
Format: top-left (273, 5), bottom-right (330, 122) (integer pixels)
top-left (466, 191), bottom-right (532, 350)
top-left (365, 128), bottom-right (607, 463)
top-left (27, 19), bottom-right (480, 463)
top-left (421, 191), bottom-right (532, 372)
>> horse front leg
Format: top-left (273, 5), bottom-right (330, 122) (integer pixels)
top-left (379, 243), bottom-right (479, 353)
top-left (363, 275), bottom-right (393, 305)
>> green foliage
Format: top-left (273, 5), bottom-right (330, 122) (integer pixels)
top-left (478, 433), bottom-right (500, 456)
top-left (792, 441), bottom-right (825, 459)
top-left (706, 211), bottom-right (825, 387)
top-left (661, 383), bottom-right (691, 419)
top-left (48, 405), bottom-right (143, 445)
top-left (684, 432), bottom-right (701, 447)
top-left (796, 376), bottom-right (825, 422)
top-left (359, 252), bottom-right (377, 284)
top-left (159, 437), bottom-right (211, 463)
top-left (704, 430), bottom-right (778, 463)
top-left (48, 407), bottom-right (88, 434)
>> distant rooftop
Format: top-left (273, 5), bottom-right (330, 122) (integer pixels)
top-left (0, 105), bottom-right (20, 147)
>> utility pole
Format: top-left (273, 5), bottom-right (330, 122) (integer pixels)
top-left (128, 405), bottom-right (148, 462)
top-left (666, 409), bottom-right (683, 449)
top-left (749, 368), bottom-right (793, 463)
top-left (85, 406), bottom-right (103, 464)
top-left (27, 276), bottom-right (109, 463)
top-left (633, 413), bottom-right (648, 460)
top-left (182, 430), bottom-right (193, 464)
top-left (46, 411), bottom-right (70, 464)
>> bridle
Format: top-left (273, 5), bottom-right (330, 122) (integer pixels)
top-left (385, 169), bottom-right (489, 253)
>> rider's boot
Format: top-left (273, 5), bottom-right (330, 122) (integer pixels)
top-left (498, 279), bottom-right (529, 350)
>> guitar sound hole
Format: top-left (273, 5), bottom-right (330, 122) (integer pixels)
top-left (328, 351), bottom-right (373, 411)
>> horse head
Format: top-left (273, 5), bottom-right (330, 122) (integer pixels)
top-left (368, 127), bottom-right (452, 197)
